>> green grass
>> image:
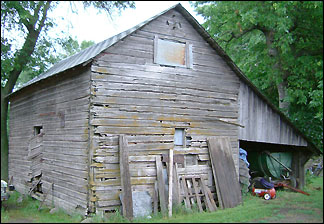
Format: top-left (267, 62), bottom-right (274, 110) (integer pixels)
top-left (135, 175), bottom-right (323, 223)
top-left (1, 175), bottom-right (323, 223)
top-left (1, 191), bottom-right (83, 223)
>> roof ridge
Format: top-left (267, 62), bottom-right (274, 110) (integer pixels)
top-left (13, 3), bottom-right (181, 93)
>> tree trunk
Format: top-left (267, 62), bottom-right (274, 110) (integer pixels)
top-left (0, 1), bottom-right (52, 181)
top-left (1, 89), bottom-right (9, 181)
top-left (264, 29), bottom-right (290, 111)
top-left (277, 79), bottom-right (289, 111)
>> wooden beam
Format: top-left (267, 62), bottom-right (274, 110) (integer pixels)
top-left (153, 181), bottom-right (158, 215)
top-left (168, 148), bottom-right (173, 217)
top-left (192, 177), bottom-right (203, 212)
top-left (119, 134), bottom-right (133, 219)
top-left (173, 163), bottom-right (181, 205)
top-left (156, 155), bottom-right (167, 214)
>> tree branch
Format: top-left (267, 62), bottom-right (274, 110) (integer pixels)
top-left (4, 1), bottom-right (52, 95)
top-left (29, 2), bottom-right (44, 31)
top-left (222, 24), bottom-right (268, 46)
top-left (36, 1), bottom-right (51, 33)
top-left (224, 26), bottom-right (256, 43)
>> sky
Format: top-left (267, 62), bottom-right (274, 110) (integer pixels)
top-left (47, 1), bottom-right (205, 44)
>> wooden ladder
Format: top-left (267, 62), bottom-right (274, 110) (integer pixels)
top-left (180, 175), bottom-right (217, 212)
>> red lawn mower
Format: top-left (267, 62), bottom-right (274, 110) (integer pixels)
top-left (252, 186), bottom-right (276, 200)
top-left (251, 177), bottom-right (276, 200)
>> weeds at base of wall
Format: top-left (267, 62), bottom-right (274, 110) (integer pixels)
top-left (2, 176), bottom-right (322, 223)
top-left (89, 203), bottom-right (200, 223)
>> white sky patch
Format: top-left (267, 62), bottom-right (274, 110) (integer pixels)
top-left (47, 1), bottom-right (205, 44)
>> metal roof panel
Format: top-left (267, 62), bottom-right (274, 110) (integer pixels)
top-left (14, 3), bottom-right (180, 93)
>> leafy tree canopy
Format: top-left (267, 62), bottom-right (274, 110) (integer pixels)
top-left (191, 1), bottom-right (323, 151)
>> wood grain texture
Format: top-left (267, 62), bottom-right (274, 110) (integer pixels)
top-left (207, 137), bottom-right (242, 208)
top-left (238, 81), bottom-right (307, 146)
top-left (119, 135), bottom-right (133, 219)
top-left (156, 155), bottom-right (167, 214)
top-left (8, 67), bottom-right (91, 215)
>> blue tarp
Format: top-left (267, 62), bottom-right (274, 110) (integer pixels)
top-left (239, 148), bottom-right (249, 167)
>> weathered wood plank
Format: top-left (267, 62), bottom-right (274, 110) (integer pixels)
top-left (192, 177), bottom-right (203, 212)
top-left (168, 148), bottom-right (173, 217)
top-left (91, 65), bottom-right (240, 90)
top-left (238, 81), bottom-right (307, 146)
top-left (172, 163), bottom-right (181, 205)
top-left (156, 155), bottom-right (167, 214)
top-left (91, 105), bottom-right (238, 121)
top-left (153, 181), bottom-right (158, 215)
top-left (119, 135), bottom-right (133, 219)
top-left (180, 176), bottom-right (191, 209)
top-left (207, 137), bottom-right (242, 208)
top-left (92, 61), bottom-right (238, 83)
top-left (199, 176), bottom-right (217, 212)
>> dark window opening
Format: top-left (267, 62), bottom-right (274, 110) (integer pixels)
top-left (34, 126), bottom-right (43, 136)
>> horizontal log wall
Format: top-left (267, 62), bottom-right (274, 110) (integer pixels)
top-left (89, 9), bottom-right (240, 212)
top-left (9, 67), bottom-right (91, 214)
top-left (238, 81), bottom-right (307, 146)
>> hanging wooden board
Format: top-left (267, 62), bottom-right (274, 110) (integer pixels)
top-left (207, 136), bottom-right (242, 208)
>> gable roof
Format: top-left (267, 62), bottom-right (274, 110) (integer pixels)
top-left (8, 3), bottom-right (321, 154)
top-left (11, 4), bottom-right (181, 94)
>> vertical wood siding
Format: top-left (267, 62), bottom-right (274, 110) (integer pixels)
top-left (89, 9), bottom-right (240, 212)
top-left (238, 80), bottom-right (307, 146)
top-left (8, 68), bottom-right (91, 214)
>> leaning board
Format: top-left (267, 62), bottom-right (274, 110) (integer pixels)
top-left (207, 137), bottom-right (242, 208)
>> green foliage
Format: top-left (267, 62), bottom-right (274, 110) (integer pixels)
top-left (1, 1), bottom-right (57, 87)
top-left (57, 37), bottom-right (96, 59)
top-left (14, 37), bottom-right (95, 89)
top-left (192, 1), bottom-right (323, 152)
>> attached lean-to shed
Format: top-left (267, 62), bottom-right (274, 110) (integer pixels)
top-left (7, 3), bottom-right (321, 216)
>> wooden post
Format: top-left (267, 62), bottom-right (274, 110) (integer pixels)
top-left (173, 163), bottom-right (181, 204)
top-left (153, 181), bottom-right (158, 215)
top-left (119, 134), bottom-right (133, 220)
top-left (156, 155), bottom-right (167, 214)
top-left (168, 148), bottom-right (173, 217)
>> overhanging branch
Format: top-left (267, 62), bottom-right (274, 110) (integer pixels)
top-left (223, 25), bottom-right (267, 43)
top-left (4, 1), bottom-right (52, 94)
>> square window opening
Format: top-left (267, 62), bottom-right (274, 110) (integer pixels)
top-left (34, 126), bottom-right (43, 136)
top-left (174, 128), bottom-right (185, 146)
top-left (154, 36), bottom-right (193, 69)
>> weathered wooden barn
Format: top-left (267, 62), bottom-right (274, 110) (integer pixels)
top-left (7, 3), bottom-right (321, 215)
